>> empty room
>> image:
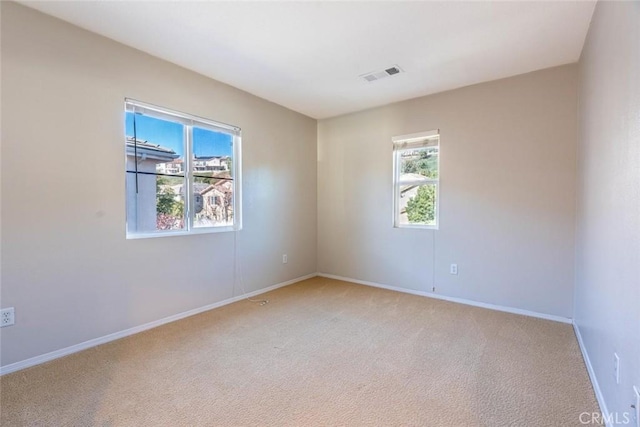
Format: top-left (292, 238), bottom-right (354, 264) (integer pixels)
top-left (1, 1), bottom-right (638, 426)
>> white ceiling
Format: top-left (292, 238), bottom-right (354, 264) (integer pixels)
top-left (22, 1), bottom-right (595, 119)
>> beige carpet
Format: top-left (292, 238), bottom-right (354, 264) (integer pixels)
top-left (1, 277), bottom-right (600, 426)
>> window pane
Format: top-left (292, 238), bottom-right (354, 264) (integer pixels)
top-left (125, 112), bottom-right (186, 234)
top-left (192, 127), bottom-right (234, 228)
top-left (155, 175), bottom-right (186, 231)
top-left (399, 147), bottom-right (438, 179)
top-left (126, 173), bottom-right (186, 233)
top-left (398, 183), bottom-right (437, 226)
top-left (192, 127), bottom-right (233, 177)
top-left (192, 176), bottom-right (234, 228)
top-left (125, 112), bottom-right (185, 177)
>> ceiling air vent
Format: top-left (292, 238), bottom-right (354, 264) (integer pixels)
top-left (360, 65), bottom-right (403, 83)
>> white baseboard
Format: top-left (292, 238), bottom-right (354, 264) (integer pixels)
top-left (0, 273), bottom-right (317, 376)
top-left (318, 273), bottom-right (572, 324)
top-left (573, 322), bottom-right (611, 427)
top-left (1, 272), bottom-right (573, 376)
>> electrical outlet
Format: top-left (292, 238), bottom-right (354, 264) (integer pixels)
top-left (282, 254), bottom-right (288, 264)
top-left (614, 353), bottom-right (620, 384)
top-left (450, 264), bottom-right (458, 275)
top-left (1, 307), bottom-right (15, 327)
top-left (632, 386), bottom-right (639, 427)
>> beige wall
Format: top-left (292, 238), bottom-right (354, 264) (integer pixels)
top-left (575, 1), bottom-right (640, 419)
top-left (0, 2), bottom-right (317, 366)
top-left (3, 1), bottom-right (611, 375)
top-left (318, 65), bottom-right (578, 318)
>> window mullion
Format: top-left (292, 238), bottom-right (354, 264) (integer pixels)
top-left (185, 125), bottom-right (193, 231)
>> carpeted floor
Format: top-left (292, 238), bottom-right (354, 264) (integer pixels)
top-left (1, 277), bottom-right (600, 426)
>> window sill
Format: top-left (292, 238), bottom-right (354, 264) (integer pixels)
top-left (394, 224), bottom-right (439, 230)
top-left (126, 225), bottom-right (238, 239)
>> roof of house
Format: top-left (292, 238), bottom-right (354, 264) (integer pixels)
top-left (125, 136), bottom-right (180, 162)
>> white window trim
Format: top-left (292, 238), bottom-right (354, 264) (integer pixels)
top-left (125, 99), bottom-right (242, 238)
top-left (392, 129), bottom-right (439, 144)
top-left (125, 99), bottom-right (240, 134)
top-left (392, 130), bottom-right (440, 230)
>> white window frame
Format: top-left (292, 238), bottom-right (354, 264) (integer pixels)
top-left (392, 130), bottom-right (440, 229)
top-left (125, 99), bottom-right (242, 239)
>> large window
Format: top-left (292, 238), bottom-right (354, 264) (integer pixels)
top-left (393, 130), bottom-right (439, 229)
top-left (125, 99), bottom-right (241, 238)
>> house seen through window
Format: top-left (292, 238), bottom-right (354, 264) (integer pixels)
top-left (393, 130), bottom-right (439, 229)
top-left (125, 100), bottom-right (241, 237)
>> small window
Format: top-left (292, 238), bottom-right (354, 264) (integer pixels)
top-left (125, 99), bottom-right (241, 238)
top-left (392, 130), bottom-right (439, 229)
